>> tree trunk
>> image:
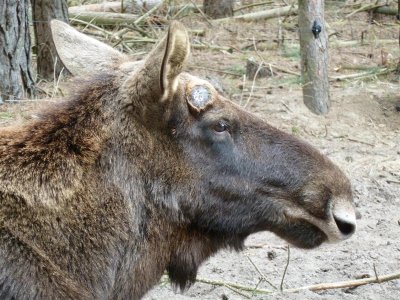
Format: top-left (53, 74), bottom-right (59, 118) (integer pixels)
top-left (298, 0), bottom-right (330, 115)
top-left (203, 0), bottom-right (234, 19)
top-left (0, 0), bottom-right (35, 103)
top-left (31, 0), bottom-right (69, 79)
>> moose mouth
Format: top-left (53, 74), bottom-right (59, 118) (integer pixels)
top-left (273, 220), bottom-right (327, 249)
top-left (281, 200), bottom-right (356, 248)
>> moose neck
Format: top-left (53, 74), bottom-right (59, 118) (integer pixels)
top-left (107, 202), bottom-right (234, 298)
top-left (0, 75), bottom-right (119, 208)
top-left (101, 132), bottom-right (236, 296)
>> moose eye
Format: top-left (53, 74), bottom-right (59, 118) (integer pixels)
top-left (213, 121), bottom-right (229, 133)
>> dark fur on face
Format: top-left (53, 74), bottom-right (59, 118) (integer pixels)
top-left (0, 21), bottom-right (356, 299)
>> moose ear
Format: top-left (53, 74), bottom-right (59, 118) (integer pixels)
top-left (50, 20), bottom-right (125, 76)
top-left (160, 21), bottom-right (190, 100)
top-left (141, 21), bottom-right (190, 101)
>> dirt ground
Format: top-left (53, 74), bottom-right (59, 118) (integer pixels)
top-left (2, 0), bottom-right (400, 299)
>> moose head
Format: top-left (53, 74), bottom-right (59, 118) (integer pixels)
top-left (47, 20), bottom-right (356, 295)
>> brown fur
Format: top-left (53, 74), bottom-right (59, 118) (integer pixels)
top-left (0, 21), bottom-right (356, 299)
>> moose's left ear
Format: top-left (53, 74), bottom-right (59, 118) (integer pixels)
top-left (51, 20), bottom-right (125, 76)
top-left (160, 21), bottom-right (190, 101)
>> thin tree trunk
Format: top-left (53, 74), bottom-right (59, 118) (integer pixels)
top-left (398, 0), bottom-right (400, 46)
top-left (203, 0), bottom-right (234, 19)
top-left (31, 0), bottom-right (69, 79)
top-left (0, 0), bottom-right (35, 103)
top-left (298, 0), bottom-right (330, 115)
top-left (397, 0), bottom-right (400, 73)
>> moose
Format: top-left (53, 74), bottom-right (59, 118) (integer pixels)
top-left (0, 20), bottom-right (356, 299)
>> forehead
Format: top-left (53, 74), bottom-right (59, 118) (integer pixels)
top-left (179, 73), bottom-right (215, 91)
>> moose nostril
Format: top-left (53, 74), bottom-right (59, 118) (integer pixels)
top-left (333, 216), bottom-right (355, 236)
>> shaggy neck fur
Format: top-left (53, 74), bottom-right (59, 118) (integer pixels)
top-left (0, 75), bottom-right (232, 299)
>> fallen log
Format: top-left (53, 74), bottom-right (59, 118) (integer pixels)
top-left (69, 11), bottom-right (139, 25)
top-left (69, 0), bottom-right (162, 14)
top-left (281, 39), bottom-right (399, 50)
top-left (215, 5), bottom-right (298, 22)
top-left (69, 2), bottom-right (123, 13)
top-left (124, 37), bottom-right (232, 52)
top-left (233, 1), bottom-right (274, 13)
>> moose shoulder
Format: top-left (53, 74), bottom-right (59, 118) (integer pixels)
top-left (0, 21), bottom-right (356, 299)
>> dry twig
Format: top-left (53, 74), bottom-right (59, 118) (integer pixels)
top-left (193, 270), bottom-right (400, 295)
top-left (134, 0), bottom-right (164, 25)
top-left (244, 61), bottom-right (264, 108)
top-left (281, 271), bottom-right (400, 293)
top-left (245, 254), bottom-right (277, 290)
top-left (330, 67), bottom-right (394, 81)
top-left (189, 65), bottom-right (242, 77)
top-left (195, 277), bottom-right (272, 294)
top-left (345, 3), bottom-right (385, 19)
top-left (280, 245), bottom-right (290, 291)
top-left (189, 0), bottom-right (213, 26)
